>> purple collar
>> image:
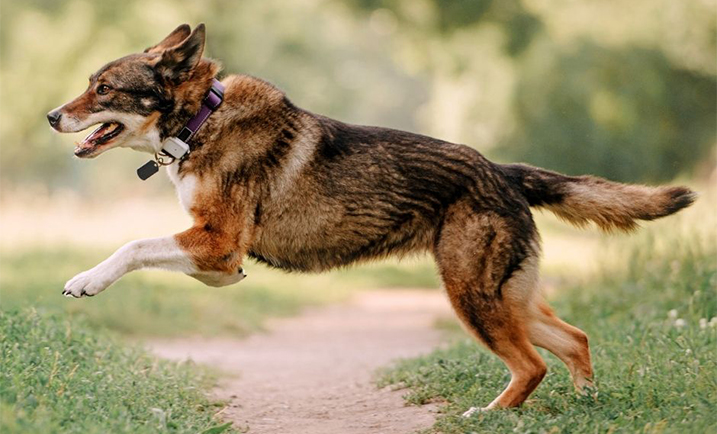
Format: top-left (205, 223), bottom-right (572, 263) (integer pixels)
top-left (137, 79), bottom-right (225, 180)
top-left (176, 79), bottom-right (225, 144)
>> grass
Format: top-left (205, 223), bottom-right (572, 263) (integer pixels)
top-left (0, 247), bottom-right (438, 338)
top-left (0, 228), bottom-right (437, 432)
top-left (0, 309), bottom-right (233, 434)
top-left (2, 188), bottom-right (712, 432)
top-left (380, 214), bottom-right (717, 432)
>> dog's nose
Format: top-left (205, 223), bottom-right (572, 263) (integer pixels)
top-left (47, 110), bottom-right (62, 128)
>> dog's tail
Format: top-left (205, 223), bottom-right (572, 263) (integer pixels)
top-left (501, 163), bottom-right (696, 232)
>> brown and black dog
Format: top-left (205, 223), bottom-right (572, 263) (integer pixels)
top-left (48, 24), bottom-right (695, 413)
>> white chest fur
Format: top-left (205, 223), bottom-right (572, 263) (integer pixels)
top-left (166, 164), bottom-right (197, 214)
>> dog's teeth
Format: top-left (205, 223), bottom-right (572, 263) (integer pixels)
top-left (80, 122), bottom-right (121, 147)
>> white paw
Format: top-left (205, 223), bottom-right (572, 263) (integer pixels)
top-left (461, 406), bottom-right (488, 418)
top-left (62, 267), bottom-right (114, 298)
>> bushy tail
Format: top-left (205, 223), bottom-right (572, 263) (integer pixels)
top-left (502, 163), bottom-right (697, 232)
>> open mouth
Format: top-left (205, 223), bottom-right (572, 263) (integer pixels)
top-left (74, 122), bottom-right (125, 157)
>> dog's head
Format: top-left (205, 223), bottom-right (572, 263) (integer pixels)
top-left (48, 23), bottom-right (218, 158)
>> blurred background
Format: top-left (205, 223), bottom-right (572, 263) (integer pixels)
top-left (0, 0), bottom-right (715, 334)
top-left (2, 0), bottom-right (715, 194)
top-left (1, 4), bottom-right (716, 432)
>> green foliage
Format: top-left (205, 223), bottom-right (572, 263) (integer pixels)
top-left (345, 0), bottom-right (542, 55)
top-left (379, 230), bottom-right (717, 433)
top-left (501, 41), bottom-right (717, 182)
top-left (1, 0), bottom-right (713, 196)
top-left (0, 309), bottom-right (234, 434)
top-left (341, 1), bottom-right (716, 183)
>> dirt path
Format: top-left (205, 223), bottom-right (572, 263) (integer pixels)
top-left (149, 290), bottom-right (453, 434)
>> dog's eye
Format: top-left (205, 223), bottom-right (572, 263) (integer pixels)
top-left (97, 84), bottom-right (111, 95)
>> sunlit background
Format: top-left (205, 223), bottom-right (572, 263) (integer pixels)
top-left (0, 0), bottom-right (715, 326)
top-left (2, 0), bottom-right (715, 193)
top-left (1, 0), bottom-right (715, 326)
top-left (1, 2), bottom-right (716, 432)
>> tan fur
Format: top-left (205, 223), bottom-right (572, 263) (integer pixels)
top-left (547, 179), bottom-right (687, 231)
top-left (434, 202), bottom-right (554, 409)
top-left (138, 111), bottom-right (161, 135)
top-left (529, 302), bottom-right (593, 391)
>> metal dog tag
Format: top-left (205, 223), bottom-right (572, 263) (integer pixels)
top-left (137, 160), bottom-right (159, 180)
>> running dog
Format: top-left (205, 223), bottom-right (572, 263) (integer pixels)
top-left (48, 24), bottom-right (695, 412)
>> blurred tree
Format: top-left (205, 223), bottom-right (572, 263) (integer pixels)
top-left (500, 41), bottom-right (716, 182)
top-left (339, 0), bottom-right (543, 148)
top-left (343, 0), bottom-right (716, 183)
top-left (0, 0), bottom-right (714, 196)
top-left (344, 0), bottom-right (542, 56)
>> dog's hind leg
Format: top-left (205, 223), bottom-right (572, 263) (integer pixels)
top-left (434, 204), bottom-right (547, 413)
top-left (527, 301), bottom-right (594, 393)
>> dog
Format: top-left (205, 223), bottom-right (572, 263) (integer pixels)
top-left (48, 23), bottom-right (695, 412)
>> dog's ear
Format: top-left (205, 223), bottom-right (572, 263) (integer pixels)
top-left (154, 23), bottom-right (206, 84)
top-left (144, 24), bottom-right (192, 54)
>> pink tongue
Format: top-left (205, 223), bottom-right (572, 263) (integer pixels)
top-left (83, 123), bottom-right (111, 144)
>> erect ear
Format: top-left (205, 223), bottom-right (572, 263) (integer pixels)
top-left (154, 23), bottom-right (206, 83)
top-left (144, 24), bottom-right (192, 54)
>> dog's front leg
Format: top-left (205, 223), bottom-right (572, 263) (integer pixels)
top-left (63, 227), bottom-right (245, 297)
top-left (63, 236), bottom-right (198, 298)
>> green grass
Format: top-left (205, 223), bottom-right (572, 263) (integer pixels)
top-left (0, 309), bottom-right (234, 434)
top-left (0, 246), bottom-right (437, 432)
top-left (0, 247), bottom-right (437, 337)
top-left (3, 192), bottom-right (710, 433)
top-left (380, 229), bottom-right (717, 433)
